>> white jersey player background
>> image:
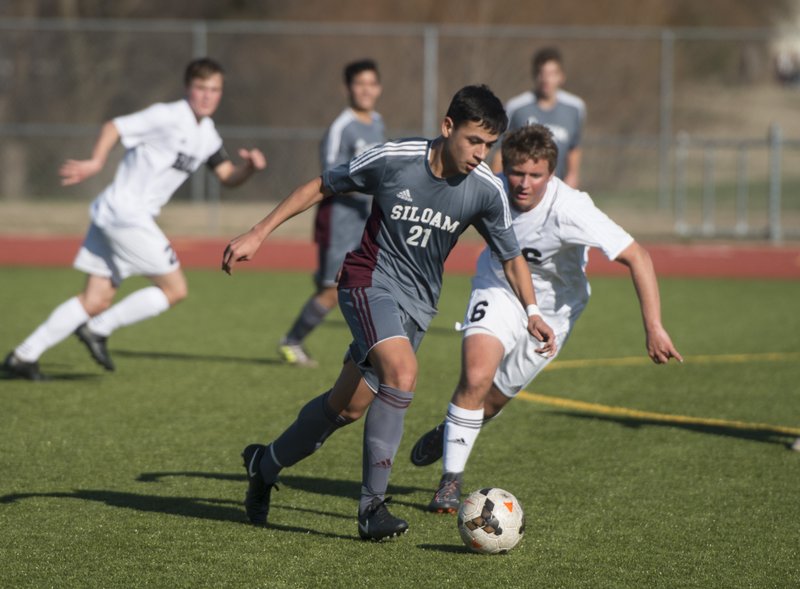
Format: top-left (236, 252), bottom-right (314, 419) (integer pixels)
top-left (3, 58), bottom-right (266, 381)
top-left (90, 99), bottom-right (224, 227)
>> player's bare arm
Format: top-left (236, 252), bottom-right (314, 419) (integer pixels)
top-left (215, 148), bottom-right (267, 187)
top-left (564, 147), bottom-right (582, 189)
top-left (615, 241), bottom-right (683, 364)
top-left (222, 176), bottom-right (331, 274)
top-left (500, 255), bottom-right (556, 356)
top-left (59, 121), bottom-right (120, 186)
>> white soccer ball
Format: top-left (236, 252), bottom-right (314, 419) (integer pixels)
top-left (457, 487), bottom-right (525, 554)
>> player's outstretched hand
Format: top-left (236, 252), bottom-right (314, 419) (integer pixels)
top-left (528, 315), bottom-right (557, 357)
top-left (646, 325), bottom-right (683, 364)
top-left (221, 229), bottom-right (264, 275)
top-left (59, 158), bottom-right (103, 186)
top-left (239, 148), bottom-right (267, 171)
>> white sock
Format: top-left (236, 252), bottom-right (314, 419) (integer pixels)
top-left (442, 402), bottom-right (484, 474)
top-left (15, 296), bottom-right (89, 361)
top-left (87, 286), bottom-right (170, 337)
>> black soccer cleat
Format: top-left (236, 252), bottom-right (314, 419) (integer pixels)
top-left (358, 497), bottom-right (409, 541)
top-left (242, 443), bottom-right (276, 526)
top-left (2, 351), bottom-right (45, 381)
top-left (410, 422), bottom-right (445, 467)
top-left (75, 323), bottom-right (115, 371)
top-left (427, 472), bottom-right (462, 514)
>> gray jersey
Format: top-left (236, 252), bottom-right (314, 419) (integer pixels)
top-left (319, 108), bottom-right (385, 203)
top-left (323, 138), bottom-right (520, 330)
top-left (314, 109), bottom-right (385, 283)
top-left (505, 90), bottom-right (586, 179)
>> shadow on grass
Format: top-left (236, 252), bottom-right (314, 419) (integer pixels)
top-left (551, 410), bottom-right (797, 448)
top-left (0, 489), bottom-right (358, 540)
top-left (0, 372), bottom-right (102, 382)
top-left (114, 349), bottom-right (282, 366)
top-left (136, 471), bottom-right (427, 501)
top-left (416, 543), bottom-right (471, 554)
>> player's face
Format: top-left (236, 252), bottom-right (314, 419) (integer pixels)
top-left (504, 157), bottom-right (552, 211)
top-left (534, 61), bottom-right (564, 100)
top-left (186, 73), bottom-right (224, 119)
top-left (348, 70), bottom-right (382, 112)
top-left (441, 118), bottom-right (499, 175)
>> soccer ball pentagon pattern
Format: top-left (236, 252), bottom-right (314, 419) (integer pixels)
top-left (457, 488), bottom-right (525, 554)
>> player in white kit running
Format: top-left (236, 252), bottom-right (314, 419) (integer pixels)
top-left (3, 58), bottom-right (266, 380)
top-left (411, 124), bottom-right (683, 512)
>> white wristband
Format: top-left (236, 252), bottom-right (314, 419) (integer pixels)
top-left (526, 304), bottom-right (541, 317)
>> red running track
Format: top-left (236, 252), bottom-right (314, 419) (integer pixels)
top-left (0, 235), bottom-right (799, 279)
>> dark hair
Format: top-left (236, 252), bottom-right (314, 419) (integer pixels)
top-left (184, 58), bottom-right (224, 86)
top-left (344, 59), bottom-right (380, 86)
top-left (531, 47), bottom-right (563, 77)
top-left (445, 84), bottom-right (507, 136)
top-left (501, 124), bottom-right (559, 173)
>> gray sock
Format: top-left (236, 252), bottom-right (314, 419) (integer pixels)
top-left (285, 298), bottom-right (331, 344)
top-left (359, 384), bottom-right (414, 514)
top-left (260, 391), bottom-right (351, 484)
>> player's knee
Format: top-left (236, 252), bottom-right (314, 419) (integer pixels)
top-left (381, 367), bottom-right (417, 392)
top-left (163, 283), bottom-right (188, 306)
top-left (79, 293), bottom-right (113, 316)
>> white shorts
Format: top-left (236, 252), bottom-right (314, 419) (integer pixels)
top-left (459, 286), bottom-right (572, 398)
top-left (73, 220), bottom-right (179, 286)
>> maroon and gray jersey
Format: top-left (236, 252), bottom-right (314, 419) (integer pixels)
top-left (323, 138), bottom-right (520, 330)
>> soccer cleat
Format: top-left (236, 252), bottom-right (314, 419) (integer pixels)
top-left (427, 472), bottom-right (462, 513)
top-left (241, 443), bottom-right (279, 526)
top-left (791, 437), bottom-right (800, 452)
top-left (277, 338), bottom-right (318, 368)
top-left (75, 323), bottom-right (115, 371)
top-left (2, 351), bottom-right (45, 381)
top-left (358, 497), bottom-right (409, 541)
top-left (410, 422), bottom-right (445, 467)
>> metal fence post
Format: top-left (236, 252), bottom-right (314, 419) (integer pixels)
top-left (674, 131), bottom-right (689, 236)
top-left (191, 20), bottom-right (209, 205)
top-left (659, 29), bottom-right (675, 211)
top-left (735, 145), bottom-right (749, 236)
top-left (768, 123), bottom-right (783, 243)
top-left (702, 145), bottom-right (716, 236)
top-left (423, 25), bottom-right (439, 138)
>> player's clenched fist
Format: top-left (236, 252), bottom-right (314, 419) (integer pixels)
top-left (239, 148), bottom-right (267, 171)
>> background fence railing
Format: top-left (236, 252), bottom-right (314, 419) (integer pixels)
top-left (0, 18), bottom-right (798, 241)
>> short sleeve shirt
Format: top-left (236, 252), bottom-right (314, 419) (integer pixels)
top-left (505, 90), bottom-right (586, 180)
top-left (323, 139), bottom-right (520, 330)
top-left (91, 99), bottom-right (223, 227)
top-left (473, 176), bottom-right (633, 332)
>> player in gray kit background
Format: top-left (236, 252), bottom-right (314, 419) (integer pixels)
top-left (491, 46), bottom-right (586, 188)
top-left (222, 85), bottom-right (556, 541)
top-left (278, 59), bottom-right (385, 367)
top-left (3, 58), bottom-right (266, 381)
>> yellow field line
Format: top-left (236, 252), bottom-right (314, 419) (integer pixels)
top-left (518, 391), bottom-right (800, 436)
top-left (545, 351), bottom-right (800, 371)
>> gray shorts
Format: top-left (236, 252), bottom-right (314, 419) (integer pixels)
top-left (338, 286), bottom-right (426, 392)
top-left (314, 198), bottom-right (370, 288)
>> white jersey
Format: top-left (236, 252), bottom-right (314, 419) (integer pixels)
top-left (472, 176), bottom-right (633, 333)
top-left (90, 99), bottom-right (223, 227)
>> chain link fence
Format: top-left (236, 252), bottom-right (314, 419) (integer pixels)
top-left (0, 18), bottom-right (798, 240)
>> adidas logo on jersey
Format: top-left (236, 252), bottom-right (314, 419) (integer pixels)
top-left (396, 188), bottom-right (413, 202)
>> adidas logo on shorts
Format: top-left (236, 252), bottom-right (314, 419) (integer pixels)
top-left (396, 188), bottom-right (413, 202)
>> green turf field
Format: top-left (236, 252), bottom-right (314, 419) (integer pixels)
top-left (1, 267), bottom-right (798, 588)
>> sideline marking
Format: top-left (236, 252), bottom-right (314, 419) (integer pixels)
top-left (518, 390), bottom-right (800, 437)
top-left (523, 351), bottom-right (800, 436)
top-left (545, 351), bottom-right (800, 371)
